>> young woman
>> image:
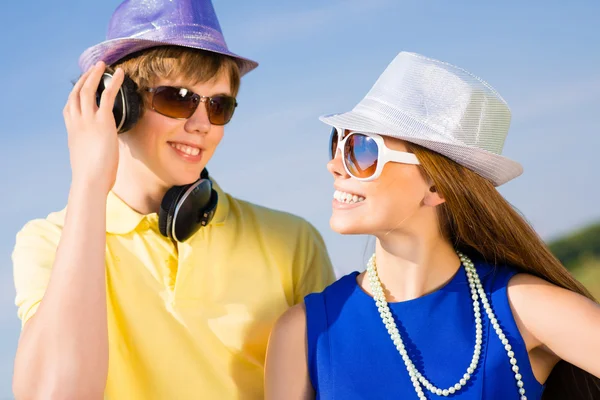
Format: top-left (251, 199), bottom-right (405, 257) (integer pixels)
top-left (265, 52), bottom-right (600, 399)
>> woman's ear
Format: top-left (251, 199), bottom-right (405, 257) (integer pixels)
top-left (423, 185), bottom-right (445, 207)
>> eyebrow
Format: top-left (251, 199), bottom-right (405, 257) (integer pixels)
top-left (207, 91), bottom-right (232, 97)
top-left (165, 83), bottom-right (232, 97)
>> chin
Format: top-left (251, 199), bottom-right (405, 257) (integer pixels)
top-left (329, 217), bottom-right (370, 235)
top-left (161, 150), bottom-right (210, 187)
top-left (165, 172), bottom-right (202, 187)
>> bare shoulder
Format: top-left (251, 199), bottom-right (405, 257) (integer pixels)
top-left (506, 272), bottom-right (600, 380)
top-left (269, 302), bottom-right (308, 348)
top-left (506, 272), bottom-right (592, 310)
top-left (506, 273), bottom-right (557, 301)
top-left (506, 274), bottom-right (566, 379)
top-left (265, 303), bottom-right (313, 399)
top-left (506, 273), bottom-right (569, 328)
top-left (507, 271), bottom-right (600, 345)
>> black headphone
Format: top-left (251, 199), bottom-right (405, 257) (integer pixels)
top-left (96, 71), bottom-right (142, 134)
top-left (158, 168), bottom-right (219, 242)
top-left (96, 71), bottom-right (219, 242)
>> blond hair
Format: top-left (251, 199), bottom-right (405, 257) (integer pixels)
top-left (111, 45), bottom-right (241, 116)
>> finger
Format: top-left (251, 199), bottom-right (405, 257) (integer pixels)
top-left (63, 106), bottom-right (70, 129)
top-left (98, 68), bottom-right (125, 116)
top-left (66, 66), bottom-right (95, 116)
top-left (80, 61), bottom-right (107, 117)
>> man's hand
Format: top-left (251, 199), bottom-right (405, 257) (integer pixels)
top-left (63, 61), bottom-right (125, 194)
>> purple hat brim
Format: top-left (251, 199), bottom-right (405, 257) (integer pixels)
top-left (78, 25), bottom-right (258, 77)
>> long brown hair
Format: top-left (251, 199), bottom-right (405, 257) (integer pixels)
top-left (407, 142), bottom-right (600, 400)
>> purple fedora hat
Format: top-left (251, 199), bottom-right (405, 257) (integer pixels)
top-left (78, 0), bottom-right (258, 76)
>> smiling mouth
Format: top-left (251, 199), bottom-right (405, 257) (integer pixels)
top-left (169, 142), bottom-right (201, 156)
top-left (334, 190), bottom-right (366, 204)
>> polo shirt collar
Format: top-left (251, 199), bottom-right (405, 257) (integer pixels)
top-left (106, 179), bottom-right (230, 235)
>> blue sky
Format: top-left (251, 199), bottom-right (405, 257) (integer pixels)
top-left (1, 1), bottom-right (599, 397)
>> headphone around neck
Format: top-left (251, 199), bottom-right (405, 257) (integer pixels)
top-left (96, 71), bottom-right (219, 242)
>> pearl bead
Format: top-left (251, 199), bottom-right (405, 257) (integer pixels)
top-left (366, 252), bottom-right (525, 398)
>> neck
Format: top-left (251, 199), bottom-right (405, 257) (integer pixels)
top-left (112, 159), bottom-right (170, 216)
top-left (362, 232), bottom-right (461, 302)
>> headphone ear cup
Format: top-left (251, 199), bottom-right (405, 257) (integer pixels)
top-left (158, 185), bottom-right (189, 239)
top-left (118, 75), bottom-right (142, 133)
top-left (158, 170), bottom-right (216, 242)
top-left (96, 72), bottom-right (142, 134)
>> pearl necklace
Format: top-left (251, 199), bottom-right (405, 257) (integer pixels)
top-left (366, 251), bottom-right (527, 400)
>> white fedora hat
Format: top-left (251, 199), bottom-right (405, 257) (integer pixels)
top-left (320, 52), bottom-right (523, 186)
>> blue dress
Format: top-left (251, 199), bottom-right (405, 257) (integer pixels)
top-left (305, 258), bottom-right (545, 399)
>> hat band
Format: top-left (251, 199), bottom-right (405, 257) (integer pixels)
top-left (353, 98), bottom-right (506, 155)
top-left (113, 24), bottom-right (227, 48)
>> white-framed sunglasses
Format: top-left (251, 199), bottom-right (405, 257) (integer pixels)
top-left (329, 127), bottom-right (420, 181)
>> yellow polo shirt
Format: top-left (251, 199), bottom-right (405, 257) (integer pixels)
top-left (12, 181), bottom-right (335, 399)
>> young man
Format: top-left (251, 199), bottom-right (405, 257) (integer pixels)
top-left (11, 1), bottom-right (335, 399)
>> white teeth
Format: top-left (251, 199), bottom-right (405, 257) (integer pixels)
top-left (170, 142), bottom-right (200, 156)
top-left (334, 190), bottom-right (365, 204)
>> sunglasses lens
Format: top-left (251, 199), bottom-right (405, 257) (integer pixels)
top-left (152, 87), bottom-right (198, 119)
top-left (208, 96), bottom-right (236, 125)
top-left (344, 133), bottom-right (378, 178)
top-left (329, 127), bottom-right (338, 160)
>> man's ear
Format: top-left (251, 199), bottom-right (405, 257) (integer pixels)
top-left (423, 185), bottom-right (445, 207)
